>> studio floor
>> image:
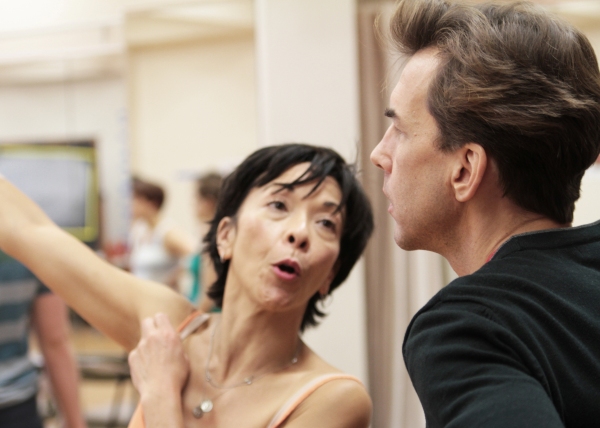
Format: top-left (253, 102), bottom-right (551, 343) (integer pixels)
top-left (39, 320), bottom-right (138, 428)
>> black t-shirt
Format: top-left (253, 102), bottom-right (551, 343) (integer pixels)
top-left (404, 221), bottom-right (600, 428)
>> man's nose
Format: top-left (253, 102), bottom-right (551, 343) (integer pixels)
top-left (370, 127), bottom-right (392, 172)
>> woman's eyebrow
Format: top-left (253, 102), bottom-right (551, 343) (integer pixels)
top-left (269, 183), bottom-right (292, 194)
top-left (322, 201), bottom-right (343, 214)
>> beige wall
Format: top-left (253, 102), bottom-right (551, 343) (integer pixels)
top-left (128, 35), bottom-right (257, 238)
top-left (255, 0), bottom-right (368, 383)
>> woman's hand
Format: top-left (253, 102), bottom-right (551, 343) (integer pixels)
top-left (129, 313), bottom-right (190, 400)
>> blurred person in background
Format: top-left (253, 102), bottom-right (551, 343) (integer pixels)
top-left (179, 172), bottom-right (223, 312)
top-left (129, 176), bottom-right (194, 288)
top-left (0, 252), bottom-right (86, 428)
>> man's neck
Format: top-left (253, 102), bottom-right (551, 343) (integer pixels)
top-left (444, 206), bottom-right (566, 277)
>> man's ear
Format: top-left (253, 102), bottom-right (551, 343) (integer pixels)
top-left (450, 143), bottom-right (487, 203)
top-left (216, 217), bottom-right (236, 261)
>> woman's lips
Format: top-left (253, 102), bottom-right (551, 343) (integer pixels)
top-left (272, 259), bottom-right (301, 281)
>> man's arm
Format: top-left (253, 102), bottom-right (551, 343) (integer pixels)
top-left (404, 301), bottom-right (564, 428)
top-left (31, 293), bottom-right (87, 428)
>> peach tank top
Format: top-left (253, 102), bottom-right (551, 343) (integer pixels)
top-left (127, 312), bottom-right (362, 428)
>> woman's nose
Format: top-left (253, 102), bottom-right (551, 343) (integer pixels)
top-left (286, 219), bottom-right (309, 250)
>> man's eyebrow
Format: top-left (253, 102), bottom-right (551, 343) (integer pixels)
top-left (384, 108), bottom-right (397, 119)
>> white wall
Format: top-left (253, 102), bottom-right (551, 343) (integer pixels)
top-left (128, 35), bottom-right (257, 237)
top-left (574, 165), bottom-right (600, 226)
top-left (0, 78), bottom-right (130, 243)
top-left (255, 0), bottom-right (368, 384)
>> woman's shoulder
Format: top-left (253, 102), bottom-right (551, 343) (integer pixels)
top-left (275, 349), bottom-right (371, 427)
top-left (272, 372), bottom-right (371, 428)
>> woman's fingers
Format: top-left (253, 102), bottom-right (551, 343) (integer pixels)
top-left (153, 312), bottom-right (173, 329)
top-left (140, 315), bottom-right (157, 337)
top-left (129, 313), bottom-right (190, 396)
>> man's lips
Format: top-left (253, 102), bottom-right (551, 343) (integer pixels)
top-left (382, 187), bottom-right (392, 209)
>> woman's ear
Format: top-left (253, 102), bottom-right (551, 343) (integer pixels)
top-left (319, 260), bottom-right (339, 296)
top-left (216, 217), bottom-right (236, 262)
top-left (319, 283), bottom-right (331, 297)
top-left (450, 143), bottom-right (488, 203)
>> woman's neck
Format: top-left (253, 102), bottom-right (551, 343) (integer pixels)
top-left (137, 212), bottom-right (160, 229)
top-left (207, 301), bottom-right (304, 385)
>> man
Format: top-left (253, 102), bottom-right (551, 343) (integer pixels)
top-left (370, 0), bottom-right (600, 426)
top-left (0, 253), bottom-right (87, 428)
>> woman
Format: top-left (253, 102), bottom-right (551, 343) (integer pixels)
top-left (0, 144), bottom-right (374, 427)
top-left (129, 176), bottom-right (195, 287)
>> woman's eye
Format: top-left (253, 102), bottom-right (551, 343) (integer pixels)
top-left (268, 200), bottom-right (286, 210)
top-left (319, 219), bottom-right (337, 232)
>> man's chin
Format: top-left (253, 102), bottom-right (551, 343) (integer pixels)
top-left (394, 228), bottom-right (417, 251)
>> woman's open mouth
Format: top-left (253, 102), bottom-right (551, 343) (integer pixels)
top-left (273, 260), bottom-right (301, 281)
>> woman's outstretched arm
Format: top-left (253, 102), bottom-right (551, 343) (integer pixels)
top-left (0, 177), bottom-right (194, 350)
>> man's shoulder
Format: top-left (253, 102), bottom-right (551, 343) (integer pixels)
top-left (408, 222), bottom-right (600, 332)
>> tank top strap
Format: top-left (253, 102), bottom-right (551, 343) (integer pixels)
top-left (178, 311), bottom-right (210, 339)
top-left (267, 373), bottom-right (363, 428)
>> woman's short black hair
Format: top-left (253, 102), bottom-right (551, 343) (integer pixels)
top-left (204, 143), bottom-right (374, 331)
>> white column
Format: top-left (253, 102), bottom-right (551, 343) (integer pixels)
top-left (255, 0), bottom-right (368, 384)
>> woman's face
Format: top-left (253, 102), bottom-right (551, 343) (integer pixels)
top-left (131, 195), bottom-right (153, 220)
top-left (217, 163), bottom-right (343, 312)
top-left (195, 195), bottom-right (216, 223)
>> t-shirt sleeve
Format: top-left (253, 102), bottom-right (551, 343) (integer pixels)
top-left (35, 280), bottom-right (52, 296)
top-left (403, 301), bottom-right (564, 428)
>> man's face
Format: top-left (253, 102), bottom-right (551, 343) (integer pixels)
top-left (370, 48), bottom-right (457, 251)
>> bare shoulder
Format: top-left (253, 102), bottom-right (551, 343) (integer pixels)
top-left (283, 351), bottom-right (372, 427)
top-left (284, 374), bottom-right (372, 428)
top-left (136, 280), bottom-right (196, 327)
top-left (163, 227), bottom-right (195, 257)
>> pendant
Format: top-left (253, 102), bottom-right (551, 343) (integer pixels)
top-left (192, 399), bottom-right (213, 419)
top-left (192, 405), bottom-right (204, 419)
top-left (201, 399), bottom-right (214, 413)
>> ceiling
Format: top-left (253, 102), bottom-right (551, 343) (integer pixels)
top-left (0, 0), bottom-right (253, 85)
top-left (0, 0), bottom-right (598, 85)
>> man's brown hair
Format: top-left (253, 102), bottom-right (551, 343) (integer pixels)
top-left (390, 0), bottom-right (600, 223)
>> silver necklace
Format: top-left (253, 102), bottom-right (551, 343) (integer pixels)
top-left (192, 320), bottom-right (301, 419)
